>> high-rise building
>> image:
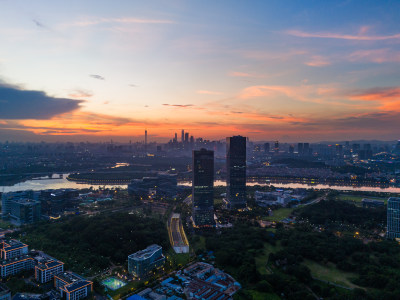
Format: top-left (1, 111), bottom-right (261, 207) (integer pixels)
top-left (145, 129), bottom-right (148, 153)
top-left (192, 149), bottom-right (215, 227)
top-left (289, 145), bottom-right (294, 154)
top-left (264, 143), bottom-right (270, 153)
top-left (298, 143), bottom-right (303, 155)
top-left (303, 143), bottom-right (310, 155)
top-left (181, 129), bottom-right (185, 143)
top-left (274, 141), bottom-right (279, 154)
top-left (226, 136), bottom-right (247, 209)
top-left (387, 197), bottom-right (400, 239)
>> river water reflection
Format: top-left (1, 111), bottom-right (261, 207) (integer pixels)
top-left (1, 175), bottom-right (400, 194)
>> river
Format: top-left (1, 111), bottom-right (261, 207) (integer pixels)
top-left (1, 175), bottom-right (400, 194)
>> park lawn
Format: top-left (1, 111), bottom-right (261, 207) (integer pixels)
top-left (166, 248), bottom-right (190, 268)
top-left (107, 280), bottom-right (141, 299)
top-left (191, 236), bottom-right (206, 253)
top-left (264, 208), bottom-right (294, 222)
top-left (303, 259), bottom-right (360, 289)
top-left (248, 290), bottom-right (281, 300)
top-left (255, 242), bottom-right (283, 275)
top-left (338, 194), bottom-right (387, 204)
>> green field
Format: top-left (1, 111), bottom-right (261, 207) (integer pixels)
top-left (248, 290), bottom-right (281, 300)
top-left (255, 243), bottom-right (282, 275)
top-left (264, 208), bottom-right (294, 222)
top-left (166, 248), bottom-right (190, 268)
top-left (303, 259), bottom-right (359, 289)
top-left (107, 280), bottom-right (141, 299)
top-left (338, 194), bottom-right (387, 204)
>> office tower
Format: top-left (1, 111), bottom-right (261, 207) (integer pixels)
top-left (387, 197), bottom-right (400, 239)
top-left (185, 132), bottom-right (189, 143)
top-left (303, 143), bottom-right (310, 155)
top-left (145, 129), bottom-right (147, 153)
top-left (192, 149), bottom-right (215, 227)
top-left (352, 143), bottom-right (360, 152)
top-left (174, 133), bottom-right (178, 142)
top-left (264, 143), bottom-right (270, 153)
top-left (289, 145), bottom-right (294, 154)
top-left (395, 140), bottom-right (400, 155)
top-left (128, 245), bottom-right (165, 278)
top-left (363, 144), bottom-right (372, 159)
top-left (335, 144), bottom-right (343, 157)
top-left (226, 136), bottom-right (247, 209)
top-left (298, 143), bottom-right (303, 155)
top-left (181, 129), bottom-right (185, 143)
top-left (274, 141), bottom-right (279, 154)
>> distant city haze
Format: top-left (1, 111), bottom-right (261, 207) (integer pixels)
top-left (1, 1), bottom-right (400, 142)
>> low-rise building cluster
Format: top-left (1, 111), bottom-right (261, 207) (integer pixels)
top-left (0, 239), bottom-right (92, 300)
top-left (255, 188), bottom-right (307, 206)
top-left (128, 262), bottom-right (240, 300)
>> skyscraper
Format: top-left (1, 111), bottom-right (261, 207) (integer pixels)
top-left (226, 136), bottom-right (246, 209)
top-left (264, 143), bottom-right (270, 153)
top-left (274, 141), bottom-right (279, 154)
top-left (192, 149), bottom-right (215, 227)
top-left (181, 129), bottom-right (185, 143)
top-left (144, 129), bottom-right (147, 153)
top-left (387, 197), bottom-right (400, 239)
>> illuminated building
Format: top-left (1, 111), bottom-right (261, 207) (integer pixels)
top-left (34, 254), bottom-right (64, 283)
top-left (387, 197), bottom-right (400, 239)
top-left (54, 272), bottom-right (93, 300)
top-left (128, 244), bottom-right (165, 278)
top-left (192, 149), bottom-right (215, 227)
top-left (0, 240), bottom-right (34, 278)
top-left (226, 136), bottom-right (247, 209)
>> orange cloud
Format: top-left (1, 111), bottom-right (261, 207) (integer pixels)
top-left (347, 49), bottom-right (400, 63)
top-left (305, 55), bottom-right (331, 67)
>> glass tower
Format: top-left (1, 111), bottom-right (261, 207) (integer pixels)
top-left (387, 197), bottom-right (400, 239)
top-left (192, 148), bottom-right (215, 227)
top-left (226, 136), bottom-right (247, 209)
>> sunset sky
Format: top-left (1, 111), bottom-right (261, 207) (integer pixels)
top-left (1, 1), bottom-right (400, 142)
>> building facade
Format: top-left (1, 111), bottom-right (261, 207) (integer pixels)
top-left (34, 254), bottom-right (64, 283)
top-left (54, 272), bottom-right (93, 300)
top-left (128, 244), bottom-right (165, 279)
top-left (226, 136), bottom-right (247, 209)
top-left (9, 199), bottom-right (41, 225)
top-left (0, 240), bottom-right (34, 278)
top-left (192, 149), bottom-right (215, 227)
top-left (387, 197), bottom-right (400, 239)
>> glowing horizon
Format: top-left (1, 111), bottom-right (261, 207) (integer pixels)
top-left (1, 1), bottom-right (400, 142)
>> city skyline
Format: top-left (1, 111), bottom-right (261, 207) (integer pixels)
top-left (1, 1), bottom-right (400, 142)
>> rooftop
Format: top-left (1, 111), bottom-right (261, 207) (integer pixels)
top-left (128, 244), bottom-right (162, 261)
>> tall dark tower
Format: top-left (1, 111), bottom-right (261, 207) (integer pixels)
top-left (192, 149), bottom-right (215, 227)
top-left (226, 136), bottom-right (247, 209)
top-left (144, 129), bottom-right (148, 153)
